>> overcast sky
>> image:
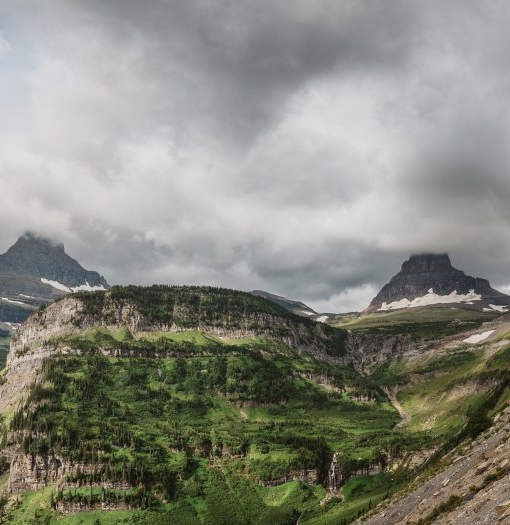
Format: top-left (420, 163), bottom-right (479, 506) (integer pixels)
top-left (2, 0), bottom-right (510, 312)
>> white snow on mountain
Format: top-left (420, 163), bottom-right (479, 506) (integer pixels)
top-left (463, 330), bottom-right (495, 344)
top-left (1, 297), bottom-right (27, 305)
top-left (41, 278), bottom-right (106, 293)
top-left (378, 289), bottom-right (482, 311)
top-left (71, 282), bottom-right (108, 292)
top-left (488, 304), bottom-right (508, 312)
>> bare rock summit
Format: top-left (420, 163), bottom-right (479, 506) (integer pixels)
top-left (367, 253), bottom-right (510, 313)
top-left (0, 232), bottom-right (109, 323)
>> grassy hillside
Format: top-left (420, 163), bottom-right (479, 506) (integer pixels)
top-left (1, 290), bottom-right (510, 524)
top-left (369, 330), bottom-right (510, 438)
top-left (336, 307), bottom-right (497, 339)
top-left (0, 323), bottom-right (402, 524)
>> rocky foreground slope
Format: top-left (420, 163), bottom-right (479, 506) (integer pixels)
top-left (354, 404), bottom-right (510, 525)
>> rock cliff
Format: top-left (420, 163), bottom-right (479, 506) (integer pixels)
top-left (0, 286), bottom-right (349, 414)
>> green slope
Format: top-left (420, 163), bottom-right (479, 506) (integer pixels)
top-left (2, 288), bottom-right (510, 525)
top-left (0, 327), bottom-right (400, 524)
top-left (0, 325), bottom-right (12, 369)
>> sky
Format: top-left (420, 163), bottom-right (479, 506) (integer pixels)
top-left (2, 0), bottom-right (510, 313)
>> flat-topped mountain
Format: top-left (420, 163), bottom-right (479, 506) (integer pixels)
top-left (366, 253), bottom-right (510, 313)
top-left (0, 232), bottom-right (109, 322)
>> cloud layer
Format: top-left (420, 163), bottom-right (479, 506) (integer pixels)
top-left (2, 0), bottom-right (510, 311)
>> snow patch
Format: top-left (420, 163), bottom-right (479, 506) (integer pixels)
top-left (488, 304), bottom-right (508, 313)
top-left (19, 294), bottom-right (35, 299)
top-left (463, 330), bottom-right (495, 344)
top-left (378, 289), bottom-right (482, 311)
top-left (41, 278), bottom-right (106, 293)
top-left (41, 278), bottom-right (71, 292)
top-left (71, 282), bottom-right (108, 292)
top-left (315, 315), bottom-right (329, 323)
top-left (300, 310), bottom-right (315, 316)
top-left (1, 297), bottom-right (27, 306)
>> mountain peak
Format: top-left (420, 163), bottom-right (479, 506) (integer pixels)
top-left (11, 232), bottom-right (65, 254)
top-left (401, 253), bottom-right (453, 274)
top-left (366, 253), bottom-right (510, 313)
top-left (0, 234), bottom-right (109, 323)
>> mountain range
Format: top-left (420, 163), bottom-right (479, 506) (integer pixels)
top-left (0, 238), bottom-right (509, 524)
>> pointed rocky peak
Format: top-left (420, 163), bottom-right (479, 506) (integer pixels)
top-left (367, 253), bottom-right (510, 313)
top-left (7, 232), bottom-right (66, 259)
top-left (0, 233), bottom-right (110, 323)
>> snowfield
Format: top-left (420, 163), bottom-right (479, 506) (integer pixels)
top-left (378, 289), bottom-right (482, 311)
top-left (463, 330), bottom-right (496, 344)
top-left (41, 278), bottom-right (107, 293)
top-left (488, 304), bottom-right (508, 312)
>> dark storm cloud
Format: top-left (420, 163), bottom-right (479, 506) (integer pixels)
top-left (2, 0), bottom-right (510, 311)
top-left (39, 0), bottom-right (417, 147)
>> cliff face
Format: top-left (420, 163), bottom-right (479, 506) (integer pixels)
top-left (9, 287), bottom-right (348, 358)
top-left (367, 254), bottom-right (510, 313)
top-left (347, 331), bottom-right (421, 372)
top-left (0, 287), bottom-right (349, 414)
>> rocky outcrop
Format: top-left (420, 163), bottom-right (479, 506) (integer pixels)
top-left (366, 253), bottom-right (510, 313)
top-left (7, 451), bottom-right (132, 494)
top-left (346, 331), bottom-right (425, 372)
top-left (8, 289), bottom-right (348, 360)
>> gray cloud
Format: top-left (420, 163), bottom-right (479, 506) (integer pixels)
top-left (1, 1), bottom-right (510, 312)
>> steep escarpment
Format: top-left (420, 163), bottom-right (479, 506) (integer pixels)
top-left (3, 285), bottom-right (510, 525)
top-left (10, 285), bottom-right (348, 358)
top-left (1, 285), bottom-right (349, 415)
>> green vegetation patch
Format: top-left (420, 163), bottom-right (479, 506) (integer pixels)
top-left (338, 308), bottom-right (495, 340)
top-left (0, 327), bottom-right (12, 370)
top-left (4, 333), bottom-right (402, 524)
